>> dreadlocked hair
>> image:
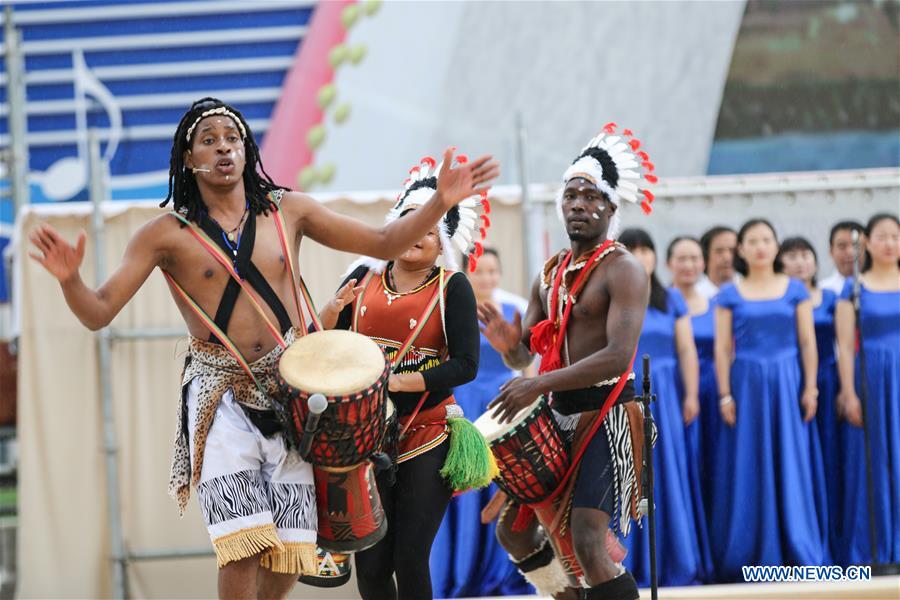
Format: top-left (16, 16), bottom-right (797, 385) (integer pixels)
top-left (160, 97), bottom-right (287, 223)
top-left (574, 146), bottom-right (620, 189)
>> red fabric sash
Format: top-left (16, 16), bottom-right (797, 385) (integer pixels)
top-left (530, 240), bottom-right (615, 373)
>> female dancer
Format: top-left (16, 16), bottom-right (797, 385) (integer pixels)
top-left (712, 219), bottom-right (827, 581)
top-left (430, 247), bottom-right (532, 598)
top-left (835, 213), bottom-right (900, 566)
top-left (319, 155), bottom-right (497, 599)
top-left (619, 228), bottom-right (710, 586)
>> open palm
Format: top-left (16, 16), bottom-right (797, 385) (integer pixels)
top-left (436, 148), bottom-right (500, 207)
top-left (29, 224), bottom-right (86, 283)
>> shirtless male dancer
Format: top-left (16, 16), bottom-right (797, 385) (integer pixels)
top-left (479, 123), bottom-right (656, 600)
top-left (28, 97), bottom-right (498, 600)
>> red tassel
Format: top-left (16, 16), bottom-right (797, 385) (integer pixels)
top-left (530, 318), bottom-right (563, 373)
top-left (641, 161), bottom-right (655, 172)
top-left (480, 214), bottom-right (491, 228)
top-left (409, 166), bottom-right (420, 175)
top-left (623, 128), bottom-right (633, 136)
top-left (529, 319), bottom-right (556, 356)
top-left (645, 174), bottom-right (658, 184)
top-left (456, 154), bottom-right (468, 164)
top-left (602, 121), bottom-right (617, 134)
top-left (640, 200), bottom-right (652, 215)
top-left (637, 151), bottom-right (649, 161)
top-left (511, 504), bottom-right (536, 533)
top-left (402, 178), bottom-right (410, 186)
top-left (480, 227), bottom-right (487, 239)
top-left (482, 199), bottom-right (491, 213)
top-left (642, 189), bottom-right (655, 202)
top-left (474, 242), bottom-right (484, 257)
top-left (467, 254), bottom-right (478, 273)
top-left (629, 138), bottom-right (641, 151)
top-left (420, 156), bottom-right (436, 168)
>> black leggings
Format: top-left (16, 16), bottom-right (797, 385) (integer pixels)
top-left (355, 440), bottom-right (452, 600)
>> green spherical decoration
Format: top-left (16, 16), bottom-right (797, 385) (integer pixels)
top-left (298, 166), bottom-right (317, 190)
top-left (319, 163), bottom-right (336, 185)
top-left (341, 4), bottom-right (360, 29)
top-left (317, 84), bottom-right (337, 109)
top-left (306, 124), bottom-right (326, 150)
top-left (329, 45), bottom-right (349, 69)
top-left (333, 103), bottom-right (352, 124)
top-left (363, 0), bottom-right (382, 16)
top-left (349, 44), bottom-right (367, 65)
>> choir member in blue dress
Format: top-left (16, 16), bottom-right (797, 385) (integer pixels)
top-left (667, 236), bottom-right (719, 538)
top-left (779, 236), bottom-right (838, 558)
top-left (431, 248), bottom-right (533, 598)
top-left (618, 228), bottom-right (711, 586)
top-left (712, 219), bottom-right (827, 581)
top-left (835, 213), bottom-right (900, 566)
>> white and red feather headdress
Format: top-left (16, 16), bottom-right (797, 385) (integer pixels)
top-left (558, 122), bottom-right (658, 239)
top-left (346, 154), bottom-right (492, 275)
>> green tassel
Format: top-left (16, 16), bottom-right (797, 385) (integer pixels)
top-left (440, 418), bottom-right (499, 492)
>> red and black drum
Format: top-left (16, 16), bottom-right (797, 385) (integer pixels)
top-left (277, 329), bottom-right (391, 468)
top-left (475, 398), bottom-right (586, 582)
top-left (312, 400), bottom-right (395, 553)
top-left (474, 396), bottom-right (569, 504)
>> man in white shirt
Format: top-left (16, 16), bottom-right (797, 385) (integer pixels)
top-left (820, 220), bottom-right (864, 294)
top-left (697, 226), bottom-right (738, 298)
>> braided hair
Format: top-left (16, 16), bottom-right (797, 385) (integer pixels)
top-left (160, 97), bottom-right (286, 223)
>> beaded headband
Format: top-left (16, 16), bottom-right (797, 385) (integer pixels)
top-left (184, 106), bottom-right (247, 143)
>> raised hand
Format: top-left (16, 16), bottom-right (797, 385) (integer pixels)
top-left (435, 147), bottom-right (500, 208)
top-left (319, 278), bottom-right (365, 330)
top-left (330, 278), bottom-right (364, 311)
top-left (29, 224), bottom-right (86, 283)
top-left (477, 302), bottom-right (522, 354)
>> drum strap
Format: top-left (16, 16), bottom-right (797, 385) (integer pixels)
top-left (164, 194), bottom-right (321, 395)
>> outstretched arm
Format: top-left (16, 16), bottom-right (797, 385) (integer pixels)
top-left (286, 148), bottom-right (499, 259)
top-left (28, 220), bottom-right (163, 330)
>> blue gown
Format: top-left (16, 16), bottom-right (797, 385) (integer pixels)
top-left (624, 288), bottom-right (711, 586)
top-left (687, 297), bottom-right (720, 562)
top-left (812, 289), bottom-right (842, 559)
top-left (430, 299), bottom-right (531, 598)
top-left (837, 281), bottom-right (900, 566)
top-left (711, 278), bottom-right (828, 581)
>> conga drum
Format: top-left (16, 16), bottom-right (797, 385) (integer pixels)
top-left (313, 401), bottom-right (395, 553)
top-left (474, 398), bottom-right (585, 582)
top-left (277, 329), bottom-right (390, 467)
top-left (278, 330), bottom-right (392, 553)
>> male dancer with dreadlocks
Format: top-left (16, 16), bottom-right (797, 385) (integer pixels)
top-left (28, 97), bottom-right (498, 600)
top-left (479, 123), bottom-right (656, 600)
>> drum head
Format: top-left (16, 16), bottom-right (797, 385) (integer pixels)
top-left (473, 397), bottom-right (544, 443)
top-left (279, 330), bottom-right (387, 396)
